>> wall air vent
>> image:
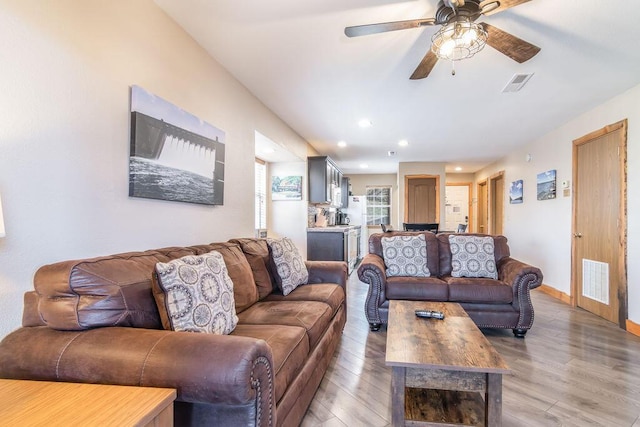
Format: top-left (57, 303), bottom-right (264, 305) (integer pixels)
top-left (502, 73), bottom-right (534, 93)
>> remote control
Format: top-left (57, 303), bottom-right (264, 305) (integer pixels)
top-left (415, 310), bottom-right (445, 320)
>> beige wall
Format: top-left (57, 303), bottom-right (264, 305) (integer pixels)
top-left (446, 172), bottom-right (475, 183)
top-left (474, 83), bottom-right (640, 325)
top-left (0, 0), bottom-right (310, 338)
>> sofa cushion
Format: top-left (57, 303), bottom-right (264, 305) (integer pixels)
top-left (381, 234), bottom-right (430, 277)
top-left (263, 284), bottom-right (345, 317)
top-left (34, 251), bottom-right (175, 331)
top-left (446, 277), bottom-right (513, 303)
top-left (267, 237), bottom-right (308, 296)
top-left (386, 277), bottom-right (449, 301)
top-left (448, 235), bottom-right (498, 279)
top-left (237, 301), bottom-right (332, 349)
top-left (188, 242), bottom-right (259, 313)
top-left (232, 324), bottom-right (309, 403)
top-left (438, 234), bottom-right (509, 277)
top-left (153, 251), bottom-right (238, 335)
top-left (369, 231), bottom-right (440, 276)
top-left (228, 238), bottom-right (275, 300)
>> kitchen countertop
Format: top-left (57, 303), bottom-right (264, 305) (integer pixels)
top-left (307, 225), bottom-right (361, 232)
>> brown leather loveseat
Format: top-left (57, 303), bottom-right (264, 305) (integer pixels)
top-left (357, 232), bottom-right (542, 337)
top-left (0, 238), bottom-right (347, 427)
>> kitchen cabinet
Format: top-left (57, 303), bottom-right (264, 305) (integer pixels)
top-left (341, 176), bottom-right (350, 208)
top-left (307, 226), bottom-right (359, 273)
top-left (307, 229), bottom-right (347, 263)
top-left (308, 156), bottom-right (342, 206)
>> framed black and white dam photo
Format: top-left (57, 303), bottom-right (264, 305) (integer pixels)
top-left (129, 85), bottom-right (225, 205)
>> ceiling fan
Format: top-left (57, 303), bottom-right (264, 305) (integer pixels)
top-left (344, 0), bottom-right (540, 79)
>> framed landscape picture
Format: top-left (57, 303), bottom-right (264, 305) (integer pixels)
top-left (509, 180), bottom-right (523, 204)
top-left (272, 176), bottom-right (303, 201)
top-left (129, 85), bottom-right (225, 205)
top-left (537, 169), bottom-right (556, 201)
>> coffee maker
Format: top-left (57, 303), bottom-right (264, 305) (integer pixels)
top-left (336, 210), bottom-right (350, 225)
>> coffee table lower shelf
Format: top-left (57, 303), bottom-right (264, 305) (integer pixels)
top-left (404, 388), bottom-right (485, 427)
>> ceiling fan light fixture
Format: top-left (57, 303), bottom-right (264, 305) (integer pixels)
top-left (431, 20), bottom-right (487, 61)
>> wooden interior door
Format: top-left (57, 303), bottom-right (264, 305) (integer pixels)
top-left (489, 172), bottom-right (504, 235)
top-left (572, 120), bottom-right (627, 326)
top-left (477, 180), bottom-right (488, 234)
top-left (405, 176), bottom-right (439, 223)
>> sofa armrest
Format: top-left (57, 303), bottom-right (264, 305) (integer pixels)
top-left (0, 326), bottom-right (275, 426)
top-left (305, 260), bottom-right (348, 289)
top-left (498, 257), bottom-right (543, 292)
top-left (498, 257), bottom-right (544, 330)
top-left (357, 254), bottom-right (388, 326)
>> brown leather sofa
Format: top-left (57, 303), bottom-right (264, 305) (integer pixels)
top-left (0, 238), bottom-right (347, 427)
top-left (357, 232), bottom-right (542, 337)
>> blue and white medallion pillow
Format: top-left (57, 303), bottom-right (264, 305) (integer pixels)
top-left (154, 251), bottom-right (238, 335)
top-left (381, 234), bottom-right (430, 277)
top-left (267, 237), bottom-right (309, 296)
top-left (449, 235), bottom-right (498, 279)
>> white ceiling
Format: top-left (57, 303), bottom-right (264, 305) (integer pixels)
top-left (155, 0), bottom-right (640, 174)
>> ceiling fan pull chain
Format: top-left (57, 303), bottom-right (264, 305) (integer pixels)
top-left (451, 60), bottom-right (456, 76)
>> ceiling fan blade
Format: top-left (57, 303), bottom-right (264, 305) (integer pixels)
top-left (481, 23), bottom-right (540, 63)
top-left (345, 18), bottom-right (436, 38)
top-left (480, 0), bottom-right (531, 16)
top-left (410, 49), bottom-right (439, 80)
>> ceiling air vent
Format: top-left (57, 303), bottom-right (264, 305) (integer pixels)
top-left (502, 73), bottom-right (534, 93)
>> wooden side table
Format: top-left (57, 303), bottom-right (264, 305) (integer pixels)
top-left (0, 379), bottom-right (176, 426)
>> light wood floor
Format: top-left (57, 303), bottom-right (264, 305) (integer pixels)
top-left (302, 272), bottom-right (640, 427)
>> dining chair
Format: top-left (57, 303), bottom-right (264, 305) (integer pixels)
top-left (456, 223), bottom-right (468, 233)
top-left (403, 223), bottom-right (439, 233)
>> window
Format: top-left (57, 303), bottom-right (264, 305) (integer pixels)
top-left (255, 159), bottom-right (267, 230)
top-left (366, 186), bottom-right (391, 225)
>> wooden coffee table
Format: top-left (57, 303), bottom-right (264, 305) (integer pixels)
top-left (386, 301), bottom-right (510, 426)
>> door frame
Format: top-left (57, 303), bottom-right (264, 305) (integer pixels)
top-left (404, 174), bottom-right (440, 223)
top-left (445, 182), bottom-right (473, 232)
top-left (477, 179), bottom-right (488, 234)
top-left (488, 170), bottom-right (505, 235)
top-left (571, 119), bottom-right (627, 328)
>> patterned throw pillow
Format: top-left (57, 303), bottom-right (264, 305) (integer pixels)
top-left (266, 237), bottom-right (308, 296)
top-left (381, 234), bottom-right (430, 277)
top-left (449, 235), bottom-right (498, 279)
top-left (154, 251), bottom-right (238, 334)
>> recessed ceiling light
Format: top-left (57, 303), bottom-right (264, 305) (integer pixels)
top-left (337, 141), bottom-right (347, 148)
top-left (398, 140), bottom-right (409, 147)
top-left (263, 148), bottom-right (275, 154)
top-left (359, 163), bottom-right (369, 169)
top-left (455, 166), bottom-right (462, 171)
top-left (358, 119), bottom-right (372, 128)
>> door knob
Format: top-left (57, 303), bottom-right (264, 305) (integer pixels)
top-left (573, 233), bottom-right (583, 238)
